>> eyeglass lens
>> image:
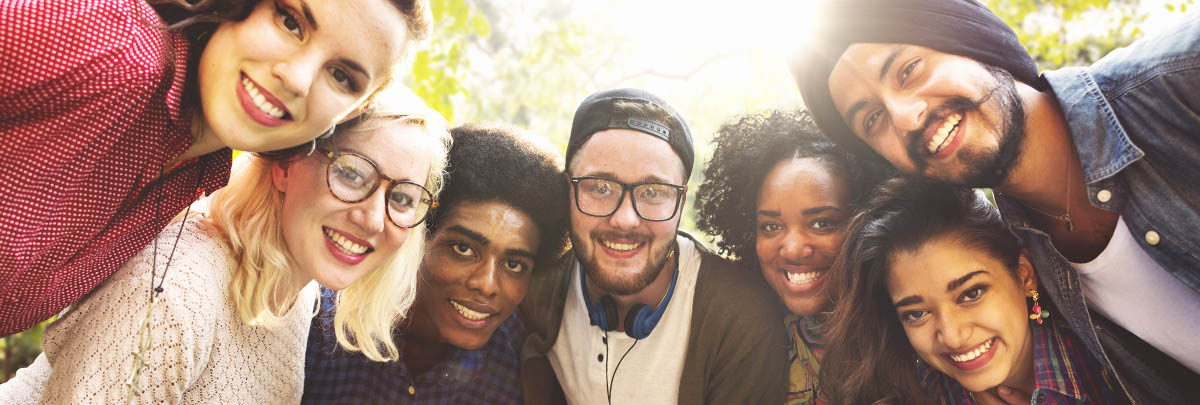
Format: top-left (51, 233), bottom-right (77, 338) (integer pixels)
top-left (575, 178), bottom-right (681, 221)
top-left (328, 154), bottom-right (432, 228)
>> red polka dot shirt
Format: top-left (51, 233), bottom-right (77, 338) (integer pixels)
top-left (0, 0), bottom-right (231, 336)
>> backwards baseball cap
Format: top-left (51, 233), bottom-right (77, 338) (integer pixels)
top-left (565, 88), bottom-right (694, 178)
top-left (790, 0), bottom-right (1041, 160)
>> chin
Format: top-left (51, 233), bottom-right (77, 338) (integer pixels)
top-left (447, 331), bottom-right (491, 351)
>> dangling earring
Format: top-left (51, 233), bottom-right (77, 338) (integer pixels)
top-left (305, 138), bottom-right (318, 156)
top-left (1029, 289), bottom-right (1050, 324)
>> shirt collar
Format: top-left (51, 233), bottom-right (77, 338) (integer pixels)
top-left (1029, 320), bottom-right (1087, 400)
top-left (1041, 68), bottom-right (1145, 184)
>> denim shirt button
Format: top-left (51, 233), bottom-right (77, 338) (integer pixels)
top-left (1145, 230), bottom-right (1161, 246)
top-left (1097, 189), bottom-right (1112, 203)
top-left (408, 385), bottom-right (416, 395)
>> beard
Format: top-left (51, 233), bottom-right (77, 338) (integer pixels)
top-left (570, 229), bottom-right (674, 296)
top-left (904, 66), bottom-right (1026, 187)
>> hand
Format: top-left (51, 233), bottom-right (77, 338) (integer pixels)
top-left (995, 385), bottom-right (1032, 405)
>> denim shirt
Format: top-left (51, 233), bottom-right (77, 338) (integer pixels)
top-left (995, 15), bottom-right (1200, 404)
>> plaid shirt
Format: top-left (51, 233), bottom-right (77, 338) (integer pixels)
top-left (302, 289), bottom-right (525, 404)
top-left (920, 319), bottom-right (1126, 404)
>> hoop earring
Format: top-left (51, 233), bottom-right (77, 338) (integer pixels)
top-left (319, 124), bottom-right (336, 139)
top-left (305, 138), bottom-right (317, 157)
top-left (1029, 289), bottom-right (1050, 324)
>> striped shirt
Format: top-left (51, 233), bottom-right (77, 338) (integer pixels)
top-left (302, 288), bottom-right (525, 404)
top-left (920, 319), bottom-right (1126, 404)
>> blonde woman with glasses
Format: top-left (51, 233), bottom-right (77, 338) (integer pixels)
top-left (0, 88), bottom-right (450, 403)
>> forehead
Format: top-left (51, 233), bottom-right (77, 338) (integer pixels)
top-left (437, 200), bottom-right (541, 251)
top-left (758, 157), bottom-right (848, 208)
top-left (303, 0), bottom-right (411, 81)
top-left (570, 129), bottom-right (686, 183)
top-left (335, 123), bottom-right (433, 182)
top-left (886, 235), bottom-right (996, 292)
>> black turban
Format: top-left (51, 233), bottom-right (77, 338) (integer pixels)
top-left (790, 0), bottom-right (1040, 160)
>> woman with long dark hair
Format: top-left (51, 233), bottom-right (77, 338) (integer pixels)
top-left (821, 179), bottom-right (1128, 404)
top-left (0, 0), bottom-right (432, 336)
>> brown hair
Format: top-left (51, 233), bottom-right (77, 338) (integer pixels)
top-left (820, 178), bottom-right (1018, 404)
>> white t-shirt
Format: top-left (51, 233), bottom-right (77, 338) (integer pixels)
top-left (547, 235), bottom-right (702, 405)
top-left (1071, 216), bottom-right (1200, 374)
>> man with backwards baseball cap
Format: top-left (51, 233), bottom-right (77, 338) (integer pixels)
top-left (792, 0), bottom-right (1200, 402)
top-left (518, 88), bottom-right (788, 404)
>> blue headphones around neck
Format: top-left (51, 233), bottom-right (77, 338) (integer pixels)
top-left (580, 264), bottom-right (680, 340)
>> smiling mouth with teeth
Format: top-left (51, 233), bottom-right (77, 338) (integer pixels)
top-left (324, 227), bottom-right (370, 256)
top-left (601, 240), bottom-right (644, 252)
top-left (926, 112), bottom-right (963, 155)
top-left (450, 300), bottom-right (493, 321)
top-left (785, 271), bottom-right (822, 285)
top-left (241, 74), bottom-right (290, 120)
top-left (948, 337), bottom-right (995, 363)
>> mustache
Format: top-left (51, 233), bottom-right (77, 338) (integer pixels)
top-left (591, 230), bottom-right (651, 243)
top-left (905, 83), bottom-right (1004, 172)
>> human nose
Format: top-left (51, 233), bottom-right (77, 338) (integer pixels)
top-left (884, 93), bottom-right (928, 134)
top-left (271, 51), bottom-right (320, 99)
top-left (935, 307), bottom-right (971, 349)
top-left (465, 260), bottom-right (500, 298)
top-left (347, 184), bottom-right (389, 235)
top-left (780, 230), bottom-right (814, 261)
top-left (607, 192), bottom-right (641, 230)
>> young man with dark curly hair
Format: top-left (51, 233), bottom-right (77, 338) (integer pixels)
top-left (694, 109), bottom-right (891, 404)
top-left (302, 123), bottom-right (569, 403)
top-left (519, 88), bottom-right (789, 404)
top-left (791, 0), bottom-right (1200, 402)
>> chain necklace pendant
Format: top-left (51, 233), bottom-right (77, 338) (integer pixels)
top-left (126, 296), bottom-right (158, 404)
top-left (1064, 216), bottom-right (1074, 232)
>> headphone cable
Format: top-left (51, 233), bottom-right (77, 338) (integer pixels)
top-left (604, 329), bottom-right (639, 405)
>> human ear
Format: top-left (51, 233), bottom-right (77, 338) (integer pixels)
top-left (271, 161), bottom-right (290, 193)
top-left (1016, 248), bottom-right (1037, 291)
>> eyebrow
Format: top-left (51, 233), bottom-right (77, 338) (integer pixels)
top-left (504, 248), bottom-right (537, 260)
top-left (446, 225), bottom-right (489, 246)
top-left (583, 171), bottom-right (674, 184)
top-left (879, 45), bottom-right (908, 82)
top-left (947, 270), bottom-right (988, 292)
top-left (842, 45), bottom-right (910, 131)
top-left (336, 57), bottom-right (370, 82)
top-left (299, 0), bottom-right (318, 30)
top-left (757, 206), bottom-right (843, 218)
top-left (844, 100), bottom-right (868, 133)
top-left (894, 295), bottom-right (922, 308)
top-left (803, 206), bottom-right (843, 216)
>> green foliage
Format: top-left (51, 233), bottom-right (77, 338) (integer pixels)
top-left (407, 0), bottom-right (492, 122)
top-left (984, 0), bottom-right (1147, 68)
top-left (1, 318), bottom-right (49, 383)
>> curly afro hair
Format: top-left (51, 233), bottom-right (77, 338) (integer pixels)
top-left (428, 122), bottom-right (570, 272)
top-left (695, 109), bottom-right (893, 271)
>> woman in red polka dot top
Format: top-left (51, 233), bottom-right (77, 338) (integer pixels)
top-left (0, 0), bottom-right (432, 336)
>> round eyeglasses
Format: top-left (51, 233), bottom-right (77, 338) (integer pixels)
top-left (570, 176), bottom-right (686, 221)
top-left (318, 148), bottom-right (436, 228)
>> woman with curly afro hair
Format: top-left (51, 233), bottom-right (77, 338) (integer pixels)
top-left (695, 109), bottom-right (891, 404)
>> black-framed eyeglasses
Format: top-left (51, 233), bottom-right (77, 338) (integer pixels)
top-left (317, 148), bottom-right (437, 228)
top-left (569, 176), bottom-right (686, 221)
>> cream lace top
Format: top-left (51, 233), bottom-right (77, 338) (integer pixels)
top-left (0, 217), bottom-right (318, 404)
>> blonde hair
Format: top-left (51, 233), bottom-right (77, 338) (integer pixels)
top-left (208, 89), bottom-right (449, 361)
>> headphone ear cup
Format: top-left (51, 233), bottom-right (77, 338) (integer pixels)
top-left (598, 295), bottom-right (619, 332)
top-left (624, 303), bottom-right (650, 339)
